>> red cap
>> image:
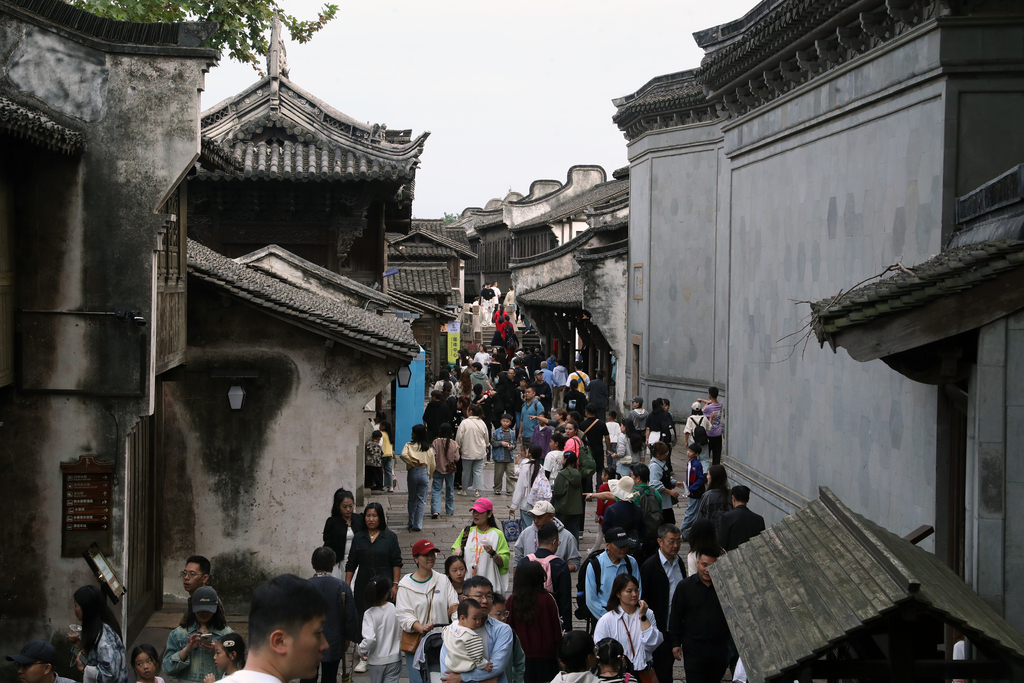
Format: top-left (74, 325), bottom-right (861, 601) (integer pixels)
top-left (412, 539), bottom-right (439, 555)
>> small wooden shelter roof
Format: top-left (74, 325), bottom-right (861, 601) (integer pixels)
top-left (712, 487), bottom-right (1024, 683)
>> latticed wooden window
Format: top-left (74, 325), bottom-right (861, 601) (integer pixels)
top-left (0, 178), bottom-right (12, 388)
top-left (157, 188), bottom-right (181, 285)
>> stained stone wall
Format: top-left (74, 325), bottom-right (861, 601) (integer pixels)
top-left (625, 19), bottom-right (1024, 548)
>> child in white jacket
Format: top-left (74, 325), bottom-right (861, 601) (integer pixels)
top-left (441, 599), bottom-right (492, 674)
top-left (357, 577), bottom-right (401, 683)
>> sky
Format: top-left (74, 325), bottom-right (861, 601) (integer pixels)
top-left (200, 0), bottom-right (759, 219)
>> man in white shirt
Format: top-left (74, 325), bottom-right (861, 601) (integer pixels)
top-left (221, 574), bottom-right (329, 683)
top-left (639, 525), bottom-right (685, 683)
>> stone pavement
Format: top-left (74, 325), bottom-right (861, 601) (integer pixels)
top-left (132, 461), bottom-right (699, 682)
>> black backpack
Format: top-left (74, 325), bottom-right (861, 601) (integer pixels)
top-left (691, 417), bottom-right (709, 446)
top-left (574, 550), bottom-right (639, 623)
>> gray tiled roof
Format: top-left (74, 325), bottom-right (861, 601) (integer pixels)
top-left (715, 487), bottom-right (1024, 683)
top-left (392, 224), bottom-right (476, 259)
top-left (517, 275), bottom-right (584, 309)
top-left (388, 262), bottom-right (452, 297)
top-left (0, 96), bottom-right (83, 154)
top-left (612, 70), bottom-right (706, 127)
top-left (187, 239), bottom-right (418, 357)
top-left (234, 244), bottom-right (391, 307)
top-left (389, 243), bottom-right (459, 260)
top-left (810, 240), bottom-right (1024, 344)
top-left (512, 179), bottom-right (629, 232)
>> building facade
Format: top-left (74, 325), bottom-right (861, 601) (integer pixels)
top-left (616, 0), bottom-right (1024, 633)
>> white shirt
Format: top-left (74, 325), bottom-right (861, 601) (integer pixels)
top-left (544, 450), bottom-right (564, 479)
top-left (474, 351), bottom-right (491, 370)
top-left (220, 671), bottom-right (287, 683)
top-left (592, 608), bottom-right (663, 670)
top-left (358, 603), bottom-right (402, 665)
top-left (660, 549), bottom-right (684, 609)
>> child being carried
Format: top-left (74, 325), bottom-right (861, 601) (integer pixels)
top-left (441, 599), bottom-right (493, 674)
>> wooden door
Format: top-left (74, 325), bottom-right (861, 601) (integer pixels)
top-left (0, 175), bottom-right (13, 388)
top-left (125, 393), bottom-right (162, 644)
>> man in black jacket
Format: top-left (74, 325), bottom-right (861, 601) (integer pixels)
top-left (640, 524), bottom-right (685, 683)
top-left (718, 485), bottom-right (766, 552)
top-left (303, 547), bottom-right (360, 683)
top-left (422, 389), bottom-right (453, 442)
top-left (670, 547), bottom-right (730, 683)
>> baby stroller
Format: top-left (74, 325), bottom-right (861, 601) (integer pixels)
top-left (421, 631), bottom-right (444, 683)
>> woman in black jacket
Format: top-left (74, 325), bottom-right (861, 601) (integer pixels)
top-left (345, 501), bottom-right (403, 618)
top-left (322, 488), bottom-right (364, 578)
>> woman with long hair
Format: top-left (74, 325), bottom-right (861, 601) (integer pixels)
top-left (592, 574), bottom-right (662, 677)
top-left (506, 560), bottom-right (562, 683)
top-left (401, 424), bottom-right (435, 531)
top-left (71, 585), bottom-right (129, 683)
top-left (695, 464), bottom-right (733, 540)
top-left (452, 497), bottom-right (510, 593)
top-left (685, 518), bottom-right (722, 576)
top-left (458, 369), bottom-right (474, 398)
top-left (509, 445), bottom-right (546, 527)
top-left (163, 587), bottom-right (231, 681)
top-left (431, 423), bottom-right (460, 519)
top-left (379, 420), bottom-right (396, 492)
top-left (444, 555), bottom-right (468, 600)
top-left (346, 502), bottom-right (403, 623)
top-left (323, 488), bottom-right (365, 579)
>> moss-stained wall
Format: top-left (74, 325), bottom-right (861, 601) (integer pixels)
top-left (160, 280), bottom-right (397, 605)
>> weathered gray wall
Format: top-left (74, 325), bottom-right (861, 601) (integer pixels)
top-left (0, 8), bottom-right (212, 663)
top-left (161, 280), bottom-right (395, 605)
top-left (580, 254), bottom-right (628, 410)
top-left (967, 310), bottom-right (1024, 632)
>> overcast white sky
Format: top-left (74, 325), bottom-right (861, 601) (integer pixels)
top-left (201, 0), bottom-right (758, 218)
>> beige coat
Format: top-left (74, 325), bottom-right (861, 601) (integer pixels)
top-left (455, 416), bottom-right (489, 460)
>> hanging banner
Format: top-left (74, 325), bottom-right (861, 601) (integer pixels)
top-left (446, 320), bottom-right (461, 363)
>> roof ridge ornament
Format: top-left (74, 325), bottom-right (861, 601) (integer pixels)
top-left (267, 10), bottom-right (289, 111)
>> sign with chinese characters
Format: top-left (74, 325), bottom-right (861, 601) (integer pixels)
top-left (632, 263), bottom-right (644, 300)
top-left (446, 320), bottom-right (461, 363)
top-left (61, 455), bottom-right (114, 556)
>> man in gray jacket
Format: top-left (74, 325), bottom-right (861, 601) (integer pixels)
top-left (511, 501), bottom-right (581, 571)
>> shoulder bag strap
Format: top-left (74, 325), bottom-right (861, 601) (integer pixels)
top-left (583, 419), bottom-right (597, 435)
top-left (620, 615), bottom-right (638, 660)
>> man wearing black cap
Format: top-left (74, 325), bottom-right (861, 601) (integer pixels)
top-left (7, 640), bottom-right (76, 683)
top-left (582, 527), bottom-right (641, 622)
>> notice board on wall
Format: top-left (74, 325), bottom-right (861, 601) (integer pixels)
top-left (61, 455), bottom-right (114, 557)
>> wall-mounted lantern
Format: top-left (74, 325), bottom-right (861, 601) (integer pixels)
top-left (396, 364), bottom-right (412, 388)
top-left (228, 386), bottom-right (245, 410)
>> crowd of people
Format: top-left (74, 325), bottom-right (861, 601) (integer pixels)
top-left (18, 361), bottom-right (768, 683)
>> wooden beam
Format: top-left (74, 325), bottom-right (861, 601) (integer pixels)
top-left (831, 264), bottom-right (1024, 362)
top-left (903, 524), bottom-right (934, 545)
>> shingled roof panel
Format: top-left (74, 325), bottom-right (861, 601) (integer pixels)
top-left (810, 239), bottom-right (1024, 344)
top-left (517, 275), bottom-right (584, 309)
top-left (388, 262), bottom-right (452, 297)
top-left (187, 239), bottom-right (417, 357)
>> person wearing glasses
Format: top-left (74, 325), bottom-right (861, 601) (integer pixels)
top-left (6, 640), bottom-right (76, 683)
top-left (181, 556), bottom-right (211, 600)
top-left (439, 577), bottom-right (514, 683)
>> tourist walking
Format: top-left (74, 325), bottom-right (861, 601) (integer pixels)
top-left (506, 561), bottom-right (562, 683)
top-left (365, 430), bottom-right (385, 492)
top-left (456, 404), bottom-right (490, 497)
top-left (639, 524), bottom-right (685, 683)
top-left (551, 452), bottom-right (583, 541)
top-left (303, 548), bottom-right (359, 683)
top-left (164, 587), bottom-right (231, 681)
top-left (718, 485), bottom-right (766, 552)
top-left (679, 444), bottom-right (706, 540)
top-left (669, 547), bottom-right (730, 683)
top-left (380, 420), bottom-right (396, 492)
top-left (511, 500), bottom-right (581, 572)
top-left (697, 387), bottom-right (724, 466)
top-left (423, 391), bottom-right (453, 442)
top-left (685, 519), bottom-right (721, 576)
top-left (695, 464), bottom-right (733, 539)
top-left (323, 488), bottom-right (364, 580)
top-left (396, 540), bottom-right (460, 683)
top-left (431, 423), bottom-right (460, 519)
top-left (452, 498), bottom-right (510, 594)
top-left (622, 397), bottom-right (650, 465)
top-left (491, 414), bottom-right (517, 496)
top-left (357, 577), bottom-right (402, 683)
top-left (592, 575), bottom-right (662, 677)
top-left (400, 425), bottom-right (434, 531)
top-left (509, 446), bottom-right (547, 528)
top-left (345, 501), bottom-right (403, 622)
top-left (70, 585), bottom-right (129, 683)
top-left (444, 555), bottom-right (468, 600)
top-left (517, 387), bottom-right (545, 458)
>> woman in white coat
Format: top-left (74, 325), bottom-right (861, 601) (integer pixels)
top-left (395, 539), bottom-right (459, 683)
top-left (592, 574), bottom-right (662, 677)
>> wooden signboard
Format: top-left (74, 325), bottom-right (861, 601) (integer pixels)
top-left (61, 455), bottom-right (114, 557)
